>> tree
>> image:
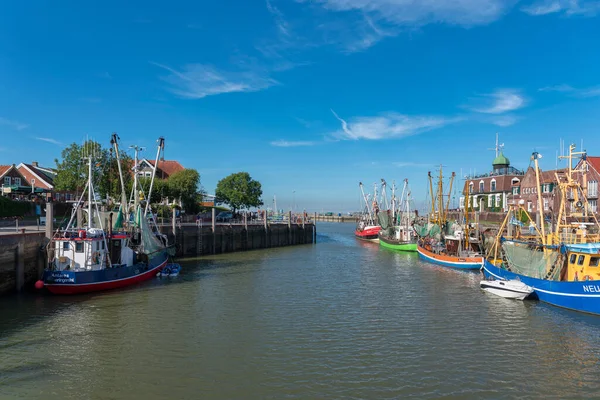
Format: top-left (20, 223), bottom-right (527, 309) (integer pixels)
top-left (167, 169), bottom-right (201, 213)
top-left (215, 172), bottom-right (263, 213)
top-left (55, 140), bottom-right (132, 201)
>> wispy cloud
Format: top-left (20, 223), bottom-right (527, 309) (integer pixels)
top-left (521, 0), bottom-right (562, 15)
top-left (270, 139), bottom-right (315, 147)
top-left (35, 137), bottom-right (63, 145)
top-left (467, 89), bottom-right (526, 114)
top-left (266, 0), bottom-right (291, 36)
top-left (151, 62), bottom-right (278, 99)
top-left (522, 0), bottom-right (600, 16)
top-left (539, 84), bottom-right (600, 97)
top-left (490, 115), bottom-right (519, 127)
top-left (0, 117), bottom-right (29, 130)
top-left (330, 109), bottom-right (460, 140)
top-left (393, 162), bottom-right (434, 168)
top-left (310, 0), bottom-right (517, 27)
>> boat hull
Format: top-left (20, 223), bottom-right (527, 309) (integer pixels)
top-left (483, 260), bottom-right (600, 315)
top-left (379, 237), bottom-right (417, 252)
top-left (417, 245), bottom-right (482, 269)
top-left (43, 251), bottom-right (168, 295)
top-left (355, 226), bottom-right (381, 241)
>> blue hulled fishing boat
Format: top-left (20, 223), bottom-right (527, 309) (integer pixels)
top-left (483, 146), bottom-right (600, 315)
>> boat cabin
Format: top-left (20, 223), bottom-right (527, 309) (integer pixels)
top-left (53, 229), bottom-right (134, 271)
top-left (564, 243), bottom-right (600, 282)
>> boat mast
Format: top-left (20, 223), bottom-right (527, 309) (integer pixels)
top-left (110, 133), bottom-right (128, 216)
top-left (463, 179), bottom-right (470, 248)
top-left (86, 142), bottom-right (93, 228)
top-left (391, 181), bottom-right (396, 223)
top-left (428, 171), bottom-right (435, 222)
top-left (437, 166), bottom-right (444, 225)
top-left (532, 152), bottom-right (547, 245)
top-left (444, 172), bottom-right (455, 224)
top-left (145, 137), bottom-right (165, 216)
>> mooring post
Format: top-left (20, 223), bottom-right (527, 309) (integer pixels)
top-left (314, 212), bottom-right (317, 243)
top-left (244, 212), bottom-right (248, 230)
top-left (16, 238), bottom-right (25, 292)
top-left (288, 211), bottom-right (292, 244)
top-left (45, 201), bottom-right (54, 240)
top-left (172, 207), bottom-right (177, 236)
top-left (212, 208), bottom-right (216, 232)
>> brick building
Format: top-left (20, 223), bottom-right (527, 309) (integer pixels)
top-left (460, 151), bottom-right (525, 212)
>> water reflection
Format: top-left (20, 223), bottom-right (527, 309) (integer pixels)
top-left (2, 223), bottom-right (600, 398)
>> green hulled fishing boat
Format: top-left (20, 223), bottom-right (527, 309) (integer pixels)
top-left (378, 179), bottom-right (418, 252)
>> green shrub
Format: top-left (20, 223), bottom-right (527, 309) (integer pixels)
top-left (0, 197), bottom-right (33, 217)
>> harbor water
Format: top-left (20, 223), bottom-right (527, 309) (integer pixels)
top-left (2, 223), bottom-right (600, 399)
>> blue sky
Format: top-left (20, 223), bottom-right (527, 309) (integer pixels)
top-left (1, 0), bottom-right (600, 212)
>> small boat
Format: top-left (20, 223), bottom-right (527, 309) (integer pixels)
top-left (480, 279), bottom-right (534, 300)
top-left (158, 263), bottom-right (181, 277)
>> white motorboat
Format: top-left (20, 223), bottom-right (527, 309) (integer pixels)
top-left (480, 279), bottom-right (534, 300)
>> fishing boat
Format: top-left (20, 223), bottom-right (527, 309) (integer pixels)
top-left (480, 279), bottom-right (534, 300)
top-left (483, 146), bottom-right (600, 315)
top-left (38, 135), bottom-right (171, 295)
top-left (415, 167), bottom-right (484, 269)
top-left (379, 179), bottom-right (417, 252)
top-left (355, 182), bottom-right (381, 241)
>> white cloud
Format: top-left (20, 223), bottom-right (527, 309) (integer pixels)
top-left (490, 115), bottom-right (519, 127)
top-left (468, 89), bottom-right (526, 114)
top-left (35, 137), bottom-right (62, 145)
top-left (151, 62), bottom-right (278, 99)
top-left (330, 109), bottom-right (460, 140)
top-left (521, 0), bottom-right (562, 15)
top-left (270, 140), bottom-right (315, 147)
top-left (539, 84), bottom-right (600, 97)
top-left (522, 0), bottom-right (600, 16)
top-left (306, 0), bottom-right (518, 27)
top-left (0, 117), bottom-right (29, 130)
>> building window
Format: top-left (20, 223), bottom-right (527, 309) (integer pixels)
top-left (590, 199), bottom-right (598, 213)
top-left (488, 195), bottom-right (493, 208)
top-left (512, 187), bottom-right (519, 195)
top-left (527, 201), bottom-right (532, 212)
top-left (459, 197), bottom-right (465, 209)
top-left (543, 198), bottom-right (549, 211)
top-left (3, 176), bottom-right (10, 186)
top-left (495, 194), bottom-right (501, 207)
top-left (14, 177), bottom-right (21, 186)
top-left (589, 181), bottom-right (598, 197)
top-left (145, 171), bottom-right (152, 177)
top-left (469, 182), bottom-right (473, 194)
top-left (473, 196), bottom-right (478, 208)
top-left (479, 181), bottom-right (484, 193)
top-left (490, 180), bottom-right (496, 192)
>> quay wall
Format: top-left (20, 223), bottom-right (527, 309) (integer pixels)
top-left (0, 221), bottom-right (316, 295)
top-left (160, 223), bottom-right (316, 257)
top-left (0, 232), bottom-right (46, 295)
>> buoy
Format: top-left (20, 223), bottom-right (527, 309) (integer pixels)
top-left (35, 280), bottom-right (45, 290)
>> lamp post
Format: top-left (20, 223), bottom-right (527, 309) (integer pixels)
top-left (293, 190), bottom-right (296, 214)
top-left (31, 179), bottom-right (35, 195)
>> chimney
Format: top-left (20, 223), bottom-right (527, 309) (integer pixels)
top-left (32, 161), bottom-right (39, 167)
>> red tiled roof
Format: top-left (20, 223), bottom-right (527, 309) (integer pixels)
top-left (16, 164), bottom-right (53, 189)
top-left (147, 160), bottom-right (185, 177)
top-left (588, 156), bottom-right (600, 174)
top-left (0, 165), bottom-right (11, 178)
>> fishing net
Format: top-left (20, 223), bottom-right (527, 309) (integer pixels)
top-left (413, 223), bottom-right (442, 239)
top-left (137, 207), bottom-right (165, 255)
top-left (378, 213), bottom-right (391, 230)
top-left (502, 241), bottom-right (560, 279)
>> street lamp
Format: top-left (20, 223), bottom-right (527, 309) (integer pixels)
top-left (293, 190), bottom-right (296, 213)
top-left (31, 178), bottom-right (35, 194)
